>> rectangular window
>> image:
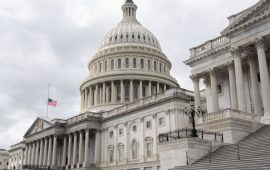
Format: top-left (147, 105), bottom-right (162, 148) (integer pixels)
top-left (118, 146), bottom-right (124, 162)
top-left (125, 58), bottom-right (129, 68)
top-left (148, 60), bottom-right (151, 70)
top-left (105, 61), bottom-right (107, 71)
top-left (109, 131), bottom-right (114, 138)
top-left (159, 63), bottom-right (162, 72)
top-left (154, 61), bottom-right (157, 71)
top-left (109, 149), bottom-right (114, 163)
top-left (133, 58), bottom-right (136, 68)
top-left (111, 60), bottom-right (114, 70)
top-left (118, 58), bottom-right (121, 69)
top-left (146, 142), bottom-right (152, 157)
top-left (146, 121), bottom-right (152, 129)
top-left (141, 59), bottom-right (144, 69)
top-left (159, 117), bottom-right (165, 126)
top-left (99, 63), bottom-right (102, 72)
top-left (217, 84), bottom-right (222, 95)
top-left (119, 128), bottom-right (123, 136)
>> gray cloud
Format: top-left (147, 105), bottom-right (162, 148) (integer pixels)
top-left (0, 0), bottom-right (258, 149)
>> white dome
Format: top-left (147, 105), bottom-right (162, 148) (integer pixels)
top-left (98, 0), bottom-right (161, 51)
top-left (99, 21), bottom-right (161, 51)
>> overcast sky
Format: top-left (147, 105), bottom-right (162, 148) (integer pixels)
top-left (0, 0), bottom-right (258, 149)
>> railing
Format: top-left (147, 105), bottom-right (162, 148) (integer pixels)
top-left (199, 108), bottom-right (256, 123)
top-left (190, 35), bottom-right (230, 57)
top-left (158, 128), bottom-right (223, 143)
top-left (66, 111), bottom-right (101, 125)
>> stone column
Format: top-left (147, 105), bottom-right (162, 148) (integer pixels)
top-left (35, 140), bottom-right (40, 166)
top-left (62, 136), bottom-right (67, 167)
top-left (106, 85), bottom-right (110, 103)
top-left (78, 131), bottom-right (84, 166)
top-left (81, 91), bottom-right (84, 109)
top-left (227, 62), bottom-right (238, 110)
top-left (248, 56), bottom-right (262, 116)
top-left (209, 69), bottom-right (219, 112)
top-left (94, 130), bottom-right (101, 166)
top-left (164, 84), bottom-right (167, 91)
top-left (111, 81), bottom-right (116, 104)
top-left (24, 144), bottom-right (29, 166)
top-left (89, 86), bottom-right (93, 106)
top-left (152, 114), bottom-right (157, 159)
top-left (73, 132), bottom-right (78, 167)
top-left (31, 142), bottom-right (35, 166)
top-left (52, 135), bottom-right (57, 167)
top-left (21, 148), bottom-right (25, 169)
top-left (139, 118), bottom-right (145, 161)
top-left (84, 89), bottom-right (88, 108)
top-left (255, 39), bottom-right (270, 122)
top-left (139, 80), bottom-right (143, 99)
top-left (67, 134), bottom-right (72, 166)
top-left (94, 84), bottom-right (98, 106)
top-left (148, 81), bottom-right (152, 96)
top-left (124, 123), bottom-right (129, 164)
top-left (39, 139), bottom-right (44, 166)
top-left (233, 49), bottom-right (247, 112)
top-left (130, 80), bottom-right (134, 102)
top-left (191, 75), bottom-right (201, 109)
top-left (47, 136), bottom-right (52, 166)
top-left (157, 82), bottom-right (160, 94)
top-left (121, 80), bottom-right (124, 102)
top-left (103, 82), bottom-right (106, 104)
top-left (84, 129), bottom-right (90, 167)
top-left (28, 143), bottom-right (32, 165)
top-left (43, 138), bottom-right (48, 166)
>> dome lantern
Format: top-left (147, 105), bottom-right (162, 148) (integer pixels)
top-left (122, 0), bottom-right (138, 23)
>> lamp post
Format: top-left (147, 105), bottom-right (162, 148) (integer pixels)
top-left (184, 99), bottom-right (201, 137)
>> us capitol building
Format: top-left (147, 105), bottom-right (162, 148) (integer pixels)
top-left (9, 1), bottom-right (193, 170)
top-left (7, 0), bottom-right (270, 170)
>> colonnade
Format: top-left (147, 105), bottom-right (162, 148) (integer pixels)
top-left (23, 135), bottom-right (58, 168)
top-left (191, 38), bottom-right (270, 116)
top-left (81, 80), bottom-right (169, 109)
top-left (23, 130), bottom-right (100, 169)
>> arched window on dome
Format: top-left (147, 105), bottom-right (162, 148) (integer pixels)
top-left (111, 60), bottom-right (114, 70)
top-left (99, 63), bottom-right (102, 72)
top-left (143, 35), bottom-right (146, 41)
top-left (138, 35), bottom-right (140, 40)
top-left (132, 34), bottom-right (135, 39)
top-left (164, 65), bottom-right (166, 74)
top-left (148, 60), bottom-right (151, 70)
top-left (140, 59), bottom-right (144, 69)
top-left (159, 63), bottom-right (162, 72)
top-left (131, 140), bottom-right (138, 160)
top-left (154, 61), bottom-right (157, 71)
top-left (105, 61), bottom-right (108, 71)
top-left (125, 58), bottom-right (129, 68)
top-left (118, 59), bottom-right (122, 69)
top-left (133, 58), bottom-right (136, 68)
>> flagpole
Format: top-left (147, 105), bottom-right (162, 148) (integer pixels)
top-left (46, 84), bottom-right (50, 118)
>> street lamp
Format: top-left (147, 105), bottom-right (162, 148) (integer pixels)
top-left (184, 98), bottom-right (201, 137)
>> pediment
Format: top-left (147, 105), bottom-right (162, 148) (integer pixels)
top-left (222, 0), bottom-right (270, 34)
top-left (24, 117), bottom-right (52, 137)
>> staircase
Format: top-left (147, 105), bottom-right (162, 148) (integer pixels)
top-left (174, 125), bottom-right (270, 170)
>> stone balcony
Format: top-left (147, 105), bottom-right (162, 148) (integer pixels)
top-left (190, 35), bottom-right (230, 58)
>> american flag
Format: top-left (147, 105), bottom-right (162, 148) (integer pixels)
top-left (48, 98), bottom-right (57, 107)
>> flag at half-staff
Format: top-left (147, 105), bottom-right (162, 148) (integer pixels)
top-left (48, 98), bottom-right (57, 107)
